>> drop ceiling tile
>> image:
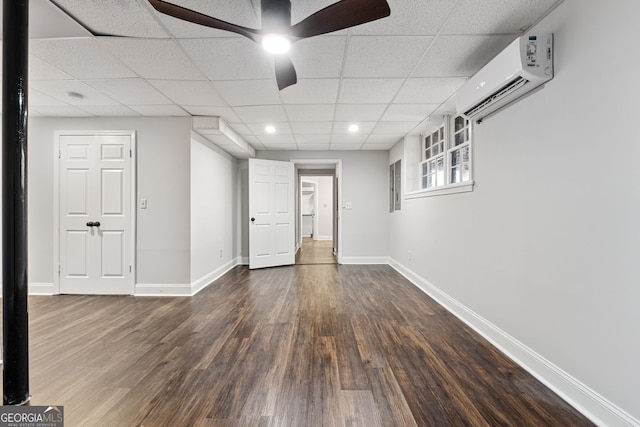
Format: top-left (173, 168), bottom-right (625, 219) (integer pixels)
top-left (297, 144), bottom-right (331, 151)
top-left (263, 143), bottom-right (300, 151)
top-left (280, 79), bottom-right (340, 104)
top-left (442, 0), bottom-right (561, 34)
top-left (259, 134), bottom-right (296, 145)
top-left (30, 89), bottom-right (69, 107)
top-left (86, 79), bottom-right (173, 105)
top-left (334, 104), bottom-right (387, 122)
top-left (333, 122), bottom-right (377, 134)
top-left (243, 135), bottom-right (265, 150)
top-left (30, 80), bottom-right (120, 106)
top-left (352, 0), bottom-right (458, 35)
top-left (80, 105), bottom-right (141, 116)
top-left (30, 39), bottom-right (136, 80)
top-left (130, 105), bottom-right (190, 116)
top-left (29, 56), bottom-right (72, 81)
top-left (52, 0), bottom-right (168, 37)
top-left (365, 134), bottom-right (405, 145)
top-left (235, 105), bottom-right (287, 123)
top-left (284, 104), bottom-right (335, 122)
top-left (248, 122), bottom-right (293, 135)
top-left (2, 0), bottom-right (92, 39)
top-left (343, 36), bottom-right (432, 78)
top-left (361, 143), bottom-right (394, 150)
top-left (338, 79), bottom-right (404, 104)
top-left (184, 106), bottom-right (241, 122)
top-left (330, 143), bottom-right (364, 151)
top-left (30, 105), bottom-right (93, 117)
top-left (179, 38), bottom-right (273, 80)
top-left (381, 104), bottom-right (438, 121)
top-left (213, 80), bottom-right (281, 106)
top-left (289, 36), bottom-right (346, 78)
top-left (412, 35), bottom-right (515, 78)
top-left (290, 122), bottom-right (333, 134)
top-left (98, 38), bottom-right (204, 80)
top-left (149, 80), bottom-right (227, 106)
top-left (373, 121), bottom-right (421, 134)
top-left (395, 78), bottom-right (467, 104)
top-left (226, 123), bottom-right (253, 136)
top-left (158, 0), bottom-right (259, 38)
top-left (295, 135), bottom-right (331, 144)
top-left (331, 134), bottom-right (368, 145)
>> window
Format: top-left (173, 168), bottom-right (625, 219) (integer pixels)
top-left (449, 116), bottom-right (471, 184)
top-left (420, 126), bottom-right (445, 189)
top-left (413, 115), bottom-right (473, 197)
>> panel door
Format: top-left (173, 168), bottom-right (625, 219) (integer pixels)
top-left (249, 158), bottom-right (295, 269)
top-left (59, 133), bottom-right (133, 294)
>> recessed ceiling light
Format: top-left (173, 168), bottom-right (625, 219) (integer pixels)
top-left (262, 34), bottom-right (291, 54)
top-left (265, 125), bottom-right (276, 134)
top-left (348, 124), bottom-right (359, 133)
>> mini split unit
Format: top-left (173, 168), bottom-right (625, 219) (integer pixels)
top-left (456, 33), bottom-right (554, 122)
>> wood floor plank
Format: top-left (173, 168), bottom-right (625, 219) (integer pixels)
top-left (0, 264), bottom-right (594, 426)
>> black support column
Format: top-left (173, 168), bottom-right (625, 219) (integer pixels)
top-left (2, 0), bottom-right (30, 405)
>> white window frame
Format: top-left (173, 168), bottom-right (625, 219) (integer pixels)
top-left (407, 115), bottom-right (474, 199)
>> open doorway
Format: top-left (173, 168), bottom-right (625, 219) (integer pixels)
top-left (296, 175), bottom-right (336, 265)
top-left (293, 160), bottom-right (341, 265)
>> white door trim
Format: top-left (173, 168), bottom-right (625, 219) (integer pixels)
top-left (291, 159), bottom-right (343, 264)
top-left (53, 130), bottom-right (137, 295)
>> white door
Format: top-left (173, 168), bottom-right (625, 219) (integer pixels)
top-left (58, 132), bottom-right (134, 294)
top-left (249, 158), bottom-right (295, 269)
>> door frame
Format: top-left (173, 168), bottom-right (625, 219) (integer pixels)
top-left (53, 130), bottom-right (137, 295)
top-left (292, 159), bottom-right (342, 264)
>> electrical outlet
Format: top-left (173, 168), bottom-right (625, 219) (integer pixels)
top-left (140, 198), bottom-right (147, 209)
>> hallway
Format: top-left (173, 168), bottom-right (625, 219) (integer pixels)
top-left (295, 237), bottom-right (337, 265)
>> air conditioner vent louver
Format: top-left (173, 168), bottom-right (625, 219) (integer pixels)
top-left (456, 34), bottom-right (553, 121)
top-left (464, 76), bottom-right (529, 118)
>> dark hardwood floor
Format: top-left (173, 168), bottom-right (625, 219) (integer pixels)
top-left (1, 265), bottom-right (593, 426)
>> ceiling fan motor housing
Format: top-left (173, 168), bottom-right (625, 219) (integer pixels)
top-left (261, 0), bottom-right (292, 32)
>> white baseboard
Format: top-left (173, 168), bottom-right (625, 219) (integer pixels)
top-left (341, 256), bottom-right (389, 265)
top-left (134, 283), bottom-right (192, 297)
top-left (314, 235), bottom-right (333, 241)
top-left (388, 258), bottom-right (639, 427)
top-left (190, 259), bottom-right (239, 295)
top-left (29, 283), bottom-right (55, 295)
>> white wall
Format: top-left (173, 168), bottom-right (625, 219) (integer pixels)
top-left (27, 117), bottom-right (192, 288)
top-left (389, 0), bottom-right (640, 424)
top-left (313, 176), bottom-right (333, 240)
top-left (190, 133), bottom-right (238, 291)
top-left (245, 151), bottom-right (389, 263)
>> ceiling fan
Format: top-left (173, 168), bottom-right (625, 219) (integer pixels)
top-left (148, 0), bottom-right (391, 90)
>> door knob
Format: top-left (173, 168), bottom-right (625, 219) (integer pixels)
top-left (251, 217), bottom-right (255, 222)
top-left (94, 221), bottom-right (101, 227)
top-left (86, 221), bottom-right (101, 227)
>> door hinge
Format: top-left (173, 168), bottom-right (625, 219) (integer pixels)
top-left (129, 265), bottom-right (132, 273)
top-left (58, 264), bottom-right (61, 276)
top-left (58, 149), bottom-right (62, 159)
top-left (129, 149), bottom-right (132, 158)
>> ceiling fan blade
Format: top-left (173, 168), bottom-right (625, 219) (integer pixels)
top-left (290, 0), bottom-right (390, 39)
top-left (148, 0), bottom-right (261, 42)
top-left (274, 55), bottom-right (297, 91)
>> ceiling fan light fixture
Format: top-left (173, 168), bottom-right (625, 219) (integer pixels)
top-left (262, 34), bottom-right (291, 54)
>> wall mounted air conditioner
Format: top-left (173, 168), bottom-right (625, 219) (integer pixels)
top-left (456, 33), bottom-right (553, 122)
